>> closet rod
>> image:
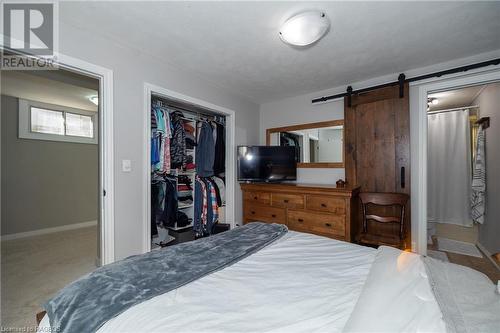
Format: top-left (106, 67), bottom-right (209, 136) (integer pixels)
top-left (151, 98), bottom-right (225, 123)
top-left (427, 105), bottom-right (479, 115)
top-left (152, 97), bottom-right (224, 123)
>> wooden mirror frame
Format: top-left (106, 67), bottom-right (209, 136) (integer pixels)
top-left (266, 119), bottom-right (344, 168)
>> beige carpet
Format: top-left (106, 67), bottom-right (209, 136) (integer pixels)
top-left (1, 226), bottom-right (97, 329)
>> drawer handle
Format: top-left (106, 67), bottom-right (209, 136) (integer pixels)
top-left (271, 214), bottom-right (277, 218)
top-left (321, 203), bottom-right (327, 208)
top-left (253, 196), bottom-right (258, 200)
top-left (251, 211), bottom-right (256, 215)
top-left (325, 223), bottom-right (332, 227)
top-left (284, 199), bottom-right (289, 203)
top-left (298, 218), bottom-right (304, 222)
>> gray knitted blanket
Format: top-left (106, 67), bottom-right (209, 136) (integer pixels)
top-left (44, 222), bottom-right (288, 333)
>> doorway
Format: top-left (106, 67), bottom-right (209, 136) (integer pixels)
top-left (425, 83), bottom-right (499, 281)
top-left (0, 54), bottom-right (114, 329)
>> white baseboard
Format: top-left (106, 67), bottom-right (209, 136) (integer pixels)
top-left (476, 242), bottom-right (500, 271)
top-left (1, 220), bottom-right (98, 241)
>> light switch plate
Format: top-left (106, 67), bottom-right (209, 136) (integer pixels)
top-left (122, 159), bottom-right (132, 172)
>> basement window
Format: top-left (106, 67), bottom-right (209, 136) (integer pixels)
top-left (19, 99), bottom-right (97, 144)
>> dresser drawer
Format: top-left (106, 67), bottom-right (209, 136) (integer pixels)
top-left (287, 210), bottom-right (345, 238)
top-left (271, 193), bottom-right (304, 209)
top-left (244, 191), bottom-right (271, 205)
top-left (306, 195), bottom-right (346, 214)
top-left (244, 203), bottom-right (286, 224)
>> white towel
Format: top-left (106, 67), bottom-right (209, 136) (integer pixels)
top-left (471, 126), bottom-right (486, 224)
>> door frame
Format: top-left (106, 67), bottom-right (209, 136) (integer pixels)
top-left (411, 67), bottom-right (500, 255)
top-left (142, 83), bottom-right (236, 253)
top-left (0, 49), bottom-right (115, 265)
top-left (56, 53), bottom-right (115, 265)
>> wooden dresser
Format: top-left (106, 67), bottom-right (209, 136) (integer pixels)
top-left (241, 183), bottom-right (360, 242)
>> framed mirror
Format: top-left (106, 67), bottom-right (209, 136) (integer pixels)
top-left (266, 119), bottom-right (344, 168)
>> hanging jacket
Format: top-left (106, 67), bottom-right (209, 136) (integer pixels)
top-left (213, 122), bottom-right (225, 174)
top-left (196, 121), bottom-right (215, 177)
top-left (170, 112), bottom-right (187, 169)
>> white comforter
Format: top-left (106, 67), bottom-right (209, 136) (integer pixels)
top-left (39, 231), bottom-right (446, 333)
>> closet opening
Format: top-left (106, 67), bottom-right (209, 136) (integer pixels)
top-left (145, 86), bottom-right (235, 252)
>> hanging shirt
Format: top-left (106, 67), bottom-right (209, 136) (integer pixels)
top-left (213, 176), bottom-right (225, 205)
top-left (207, 180), bottom-right (218, 225)
top-left (162, 111), bottom-right (172, 173)
top-left (151, 135), bottom-right (160, 167)
top-left (197, 176), bottom-right (208, 226)
top-left (170, 112), bottom-right (187, 169)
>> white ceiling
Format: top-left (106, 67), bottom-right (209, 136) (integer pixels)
top-left (1, 71), bottom-right (99, 112)
top-left (428, 85), bottom-right (484, 112)
top-left (60, 1), bottom-right (500, 103)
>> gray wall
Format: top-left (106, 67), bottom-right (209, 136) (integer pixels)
top-left (1, 95), bottom-right (98, 235)
top-left (58, 5), bottom-right (261, 260)
top-left (473, 83), bottom-right (500, 254)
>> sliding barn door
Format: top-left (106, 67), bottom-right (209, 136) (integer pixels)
top-left (344, 84), bottom-right (410, 246)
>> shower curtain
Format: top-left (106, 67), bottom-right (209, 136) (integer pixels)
top-left (427, 109), bottom-right (472, 226)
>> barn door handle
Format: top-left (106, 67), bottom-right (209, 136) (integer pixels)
top-left (401, 167), bottom-right (406, 189)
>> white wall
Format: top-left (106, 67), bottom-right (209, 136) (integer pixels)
top-left (473, 83), bottom-right (500, 254)
top-left (58, 18), bottom-right (260, 260)
top-left (259, 95), bottom-right (345, 184)
top-left (318, 128), bottom-right (343, 162)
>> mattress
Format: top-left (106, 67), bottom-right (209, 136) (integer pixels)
top-left (39, 231), bottom-right (376, 332)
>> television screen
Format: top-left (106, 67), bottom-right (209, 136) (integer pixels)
top-left (237, 146), bottom-right (297, 182)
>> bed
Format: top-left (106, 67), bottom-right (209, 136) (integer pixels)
top-left (38, 223), bottom-right (499, 333)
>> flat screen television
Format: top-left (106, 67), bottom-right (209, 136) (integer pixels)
top-left (237, 146), bottom-right (297, 182)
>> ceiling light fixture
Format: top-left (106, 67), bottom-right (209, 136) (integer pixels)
top-left (279, 11), bottom-right (330, 47)
top-left (89, 95), bottom-right (99, 106)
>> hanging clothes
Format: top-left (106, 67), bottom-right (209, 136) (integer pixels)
top-left (213, 176), bottom-right (225, 206)
top-left (151, 104), bottom-right (172, 173)
top-left (213, 122), bottom-right (225, 175)
top-left (206, 177), bottom-right (222, 207)
top-left (207, 179), bottom-right (218, 226)
top-left (194, 176), bottom-right (209, 236)
top-left (170, 111), bottom-right (187, 169)
top-left (196, 121), bottom-right (215, 177)
top-left (193, 175), bottom-right (223, 237)
top-left (151, 98), bottom-right (226, 242)
top-left (151, 174), bottom-right (178, 228)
